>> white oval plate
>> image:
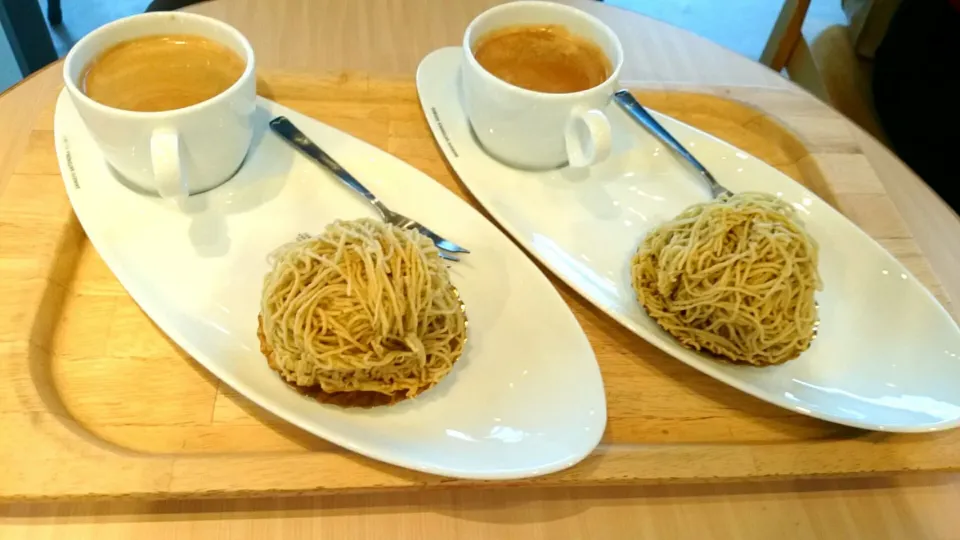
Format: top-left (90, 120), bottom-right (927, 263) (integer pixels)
top-left (53, 89), bottom-right (606, 479)
top-left (417, 47), bottom-right (960, 432)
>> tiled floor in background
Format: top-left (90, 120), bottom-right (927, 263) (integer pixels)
top-left (36, 0), bottom-right (845, 59)
top-left (608, 0), bottom-right (845, 59)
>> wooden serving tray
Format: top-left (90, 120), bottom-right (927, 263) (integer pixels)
top-left (1, 73), bottom-right (957, 500)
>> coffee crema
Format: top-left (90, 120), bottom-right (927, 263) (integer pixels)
top-left (81, 34), bottom-right (245, 112)
top-left (473, 24), bottom-right (611, 94)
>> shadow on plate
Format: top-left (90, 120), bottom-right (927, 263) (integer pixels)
top-left (107, 105), bottom-right (292, 258)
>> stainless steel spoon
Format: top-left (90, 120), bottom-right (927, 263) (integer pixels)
top-left (613, 89), bottom-right (732, 198)
top-left (269, 116), bottom-right (470, 261)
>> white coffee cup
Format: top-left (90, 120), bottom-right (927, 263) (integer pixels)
top-left (462, 1), bottom-right (623, 170)
top-left (63, 12), bottom-right (257, 198)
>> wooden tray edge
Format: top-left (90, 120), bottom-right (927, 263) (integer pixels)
top-left (1, 76), bottom-right (956, 501)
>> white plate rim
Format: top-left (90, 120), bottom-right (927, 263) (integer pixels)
top-left (53, 87), bottom-right (608, 479)
top-left (416, 47), bottom-right (960, 433)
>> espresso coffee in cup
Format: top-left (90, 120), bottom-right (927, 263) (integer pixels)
top-left (462, 1), bottom-right (624, 170)
top-left (473, 24), bottom-right (612, 94)
top-left (64, 12), bottom-right (256, 200)
top-left (81, 34), bottom-right (245, 112)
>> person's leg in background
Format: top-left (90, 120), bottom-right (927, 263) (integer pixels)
top-left (872, 0), bottom-right (960, 212)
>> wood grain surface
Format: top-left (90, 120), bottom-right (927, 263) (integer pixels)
top-left (1, 0), bottom-right (959, 537)
top-left (0, 73), bottom-right (956, 502)
top-left (179, 0), bottom-right (960, 319)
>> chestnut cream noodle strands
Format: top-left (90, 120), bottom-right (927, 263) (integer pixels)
top-left (261, 219), bottom-right (467, 397)
top-left (631, 193), bottom-right (822, 366)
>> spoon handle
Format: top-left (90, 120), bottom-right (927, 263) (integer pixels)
top-left (613, 90), bottom-right (731, 198)
top-left (269, 116), bottom-right (380, 204)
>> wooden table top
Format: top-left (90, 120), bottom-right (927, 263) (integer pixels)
top-left (1, 0), bottom-right (958, 537)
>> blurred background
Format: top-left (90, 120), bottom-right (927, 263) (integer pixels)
top-left (0, 0), bottom-right (844, 89)
top-left (2, 0), bottom-right (953, 211)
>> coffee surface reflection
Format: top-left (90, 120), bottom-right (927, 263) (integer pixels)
top-left (473, 24), bottom-right (612, 94)
top-left (82, 34), bottom-right (245, 112)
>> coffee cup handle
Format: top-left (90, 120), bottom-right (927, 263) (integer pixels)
top-left (151, 128), bottom-right (188, 199)
top-left (564, 107), bottom-right (612, 168)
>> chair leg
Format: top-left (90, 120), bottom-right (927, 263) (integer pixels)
top-left (760, 0), bottom-right (811, 71)
top-left (782, 37), bottom-right (830, 102)
top-left (48, 0), bottom-right (62, 25)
